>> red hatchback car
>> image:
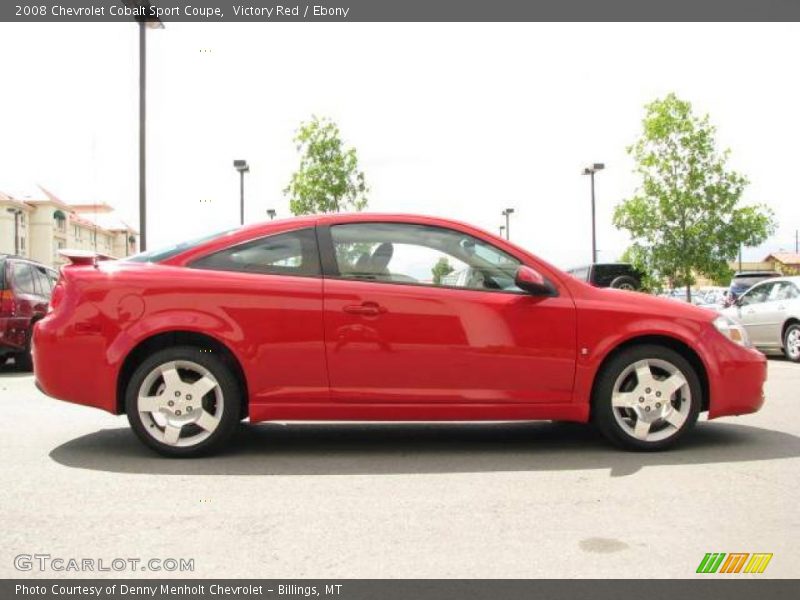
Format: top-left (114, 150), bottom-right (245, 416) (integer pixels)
top-left (1, 254), bottom-right (58, 371)
top-left (33, 214), bottom-right (767, 457)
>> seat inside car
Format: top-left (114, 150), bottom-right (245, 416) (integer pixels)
top-left (369, 243), bottom-right (394, 278)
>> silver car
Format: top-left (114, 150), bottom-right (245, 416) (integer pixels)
top-left (721, 275), bottom-right (800, 362)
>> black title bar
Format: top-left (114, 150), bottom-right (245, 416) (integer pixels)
top-left (5, 580), bottom-right (800, 600)
top-left (4, 0), bottom-right (800, 22)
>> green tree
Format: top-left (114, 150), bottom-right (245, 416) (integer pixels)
top-left (613, 94), bottom-right (775, 301)
top-left (431, 257), bottom-right (455, 285)
top-left (620, 245), bottom-right (661, 294)
top-left (284, 116), bottom-right (369, 215)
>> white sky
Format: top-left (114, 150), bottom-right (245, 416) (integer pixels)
top-left (1, 22), bottom-right (799, 267)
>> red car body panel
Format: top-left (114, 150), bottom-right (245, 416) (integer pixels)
top-left (33, 213), bottom-right (766, 424)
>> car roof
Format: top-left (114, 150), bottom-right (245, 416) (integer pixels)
top-left (751, 275), bottom-right (800, 285)
top-left (0, 254), bottom-right (54, 269)
top-left (733, 271), bottom-right (780, 277)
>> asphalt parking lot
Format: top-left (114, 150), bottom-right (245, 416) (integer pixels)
top-left (0, 358), bottom-right (797, 579)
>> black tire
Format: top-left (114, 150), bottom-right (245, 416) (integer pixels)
top-left (125, 346), bottom-right (242, 457)
top-left (609, 275), bottom-right (639, 291)
top-left (593, 344), bottom-right (701, 451)
top-left (13, 329), bottom-right (33, 372)
top-left (783, 322), bottom-right (800, 363)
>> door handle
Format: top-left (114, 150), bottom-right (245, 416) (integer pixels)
top-left (745, 309), bottom-right (755, 315)
top-left (343, 302), bottom-right (386, 316)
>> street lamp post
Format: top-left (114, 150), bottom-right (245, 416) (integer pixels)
top-left (501, 208), bottom-right (515, 240)
top-left (122, 1), bottom-right (164, 253)
top-left (233, 160), bottom-right (250, 225)
top-left (582, 163), bottom-right (605, 264)
top-left (267, 209), bottom-right (277, 220)
top-left (6, 208), bottom-right (21, 255)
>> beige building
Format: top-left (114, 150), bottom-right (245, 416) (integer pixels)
top-left (727, 253), bottom-right (800, 277)
top-left (0, 187), bottom-right (137, 268)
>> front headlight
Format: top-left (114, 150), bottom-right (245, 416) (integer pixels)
top-left (713, 315), bottom-right (751, 348)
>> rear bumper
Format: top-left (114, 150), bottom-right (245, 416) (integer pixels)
top-left (706, 337), bottom-right (767, 419)
top-left (32, 314), bottom-right (118, 414)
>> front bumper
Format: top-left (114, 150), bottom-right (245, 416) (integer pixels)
top-left (705, 337), bottom-right (767, 419)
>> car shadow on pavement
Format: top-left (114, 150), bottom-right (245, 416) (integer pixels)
top-left (49, 420), bottom-right (800, 478)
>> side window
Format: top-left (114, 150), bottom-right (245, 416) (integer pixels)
top-left (190, 228), bottom-right (320, 277)
top-left (33, 267), bottom-right (52, 297)
top-left (330, 222), bottom-right (522, 292)
top-left (46, 269), bottom-right (59, 290)
top-left (739, 282), bottom-right (774, 306)
top-left (12, 263), bottom-right (35, 294)
top-left (771, 282), bottom-right (799, 302)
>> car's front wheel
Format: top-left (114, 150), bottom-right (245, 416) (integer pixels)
top-left (593, 345), bottom-right (701, 451)
top-left (125, 346), bottom-right (241, 457)
top-left (783, 323), bottom-right (800, 363)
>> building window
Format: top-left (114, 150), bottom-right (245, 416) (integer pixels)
top-left (54, 210), bottom-right (67, 232)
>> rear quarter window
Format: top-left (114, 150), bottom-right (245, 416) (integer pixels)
top-left (11, 263), bottom-right (35, 294)
top-left (190, 228), bottom-right (321, 277)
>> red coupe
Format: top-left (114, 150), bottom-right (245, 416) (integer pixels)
top-left (33, 214), bottom-right (766, 457)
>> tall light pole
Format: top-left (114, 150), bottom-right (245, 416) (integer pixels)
top-left (501, 208), bottom-right (514, 240)
top-left (6, 208), bottom-right (21, 255)
top-left (122, 1), bottom-right (163, 252)
top-left (582, 163), bottom-right (605, 264)
top-left (267, 209), bottom-right (277, 220)
top-left (233, 160), bottom-right (249, 225)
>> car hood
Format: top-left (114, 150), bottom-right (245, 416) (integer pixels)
top-left (582, 285), bottom-right (719, 322)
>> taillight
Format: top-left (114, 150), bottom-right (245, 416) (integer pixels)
top-left (0, 289), bottom-right (14, 317)
top-left (48, 282), bottom-right (65, 314)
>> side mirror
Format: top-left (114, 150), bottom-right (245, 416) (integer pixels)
top-left (515, 265), bottom-right (557, 296)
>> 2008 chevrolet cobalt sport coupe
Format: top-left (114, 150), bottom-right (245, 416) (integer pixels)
top-left (33, 214), bottom-right (766, 457)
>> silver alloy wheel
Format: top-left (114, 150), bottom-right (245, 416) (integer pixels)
top-left (618, 283), bottom-right (636, 291)
top-left (610, 358), bottom-right (691, 443)
top-left (787, 328), bottom-right (800, 360)
top-left (137, 360), bottom-right (224, 447)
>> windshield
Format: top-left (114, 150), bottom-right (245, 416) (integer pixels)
top-left (125, 228), bottom-right (238, 263)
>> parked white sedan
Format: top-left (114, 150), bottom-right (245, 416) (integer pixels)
top-left (721, 276), bottom-right (800, 362)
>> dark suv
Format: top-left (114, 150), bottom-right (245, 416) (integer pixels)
top-left (567, 263), bottom-right (642, 291)
top-left (0, 255), bottom-right (58, 370)
top-left (724, 270), bottom-right (781, 307)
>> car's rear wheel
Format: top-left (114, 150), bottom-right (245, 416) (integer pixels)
top-left (125, 346), bottom-right (241, 457)
top-left (593, 345), bottom-right (701, 451)
top-left (13, 329), bottom-right (33, 372)
top-left (609, 275), bottom-right (639, 291)
top-left (784, 323), bottom-right (800, 363)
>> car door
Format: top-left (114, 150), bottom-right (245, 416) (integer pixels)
top-left (319, 221), bottom-right (577, 405)
top-left (187, 227), bottom-right (329, 404)
top-left (735, 281), bottom-right (776, 346)
top-left (30, 265), bottom-right (53, 317)
top-left (8, 262), bottom-right (43, 349)
top-left (759, 281), bottom-right (800, 348)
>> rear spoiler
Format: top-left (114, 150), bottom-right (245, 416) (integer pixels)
top-left (58, 249), bottom-right (116, 267)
